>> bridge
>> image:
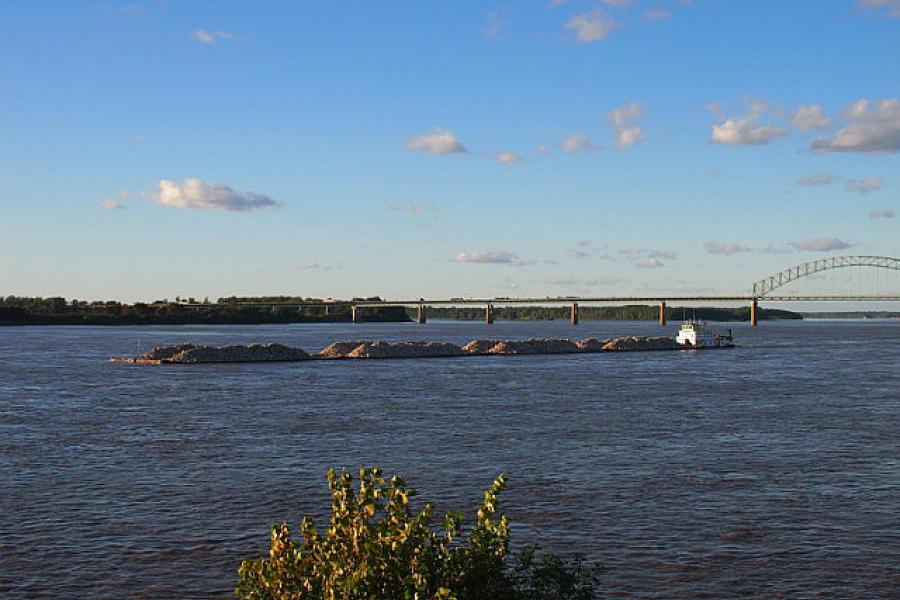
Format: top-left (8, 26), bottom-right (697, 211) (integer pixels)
top-left (193, 255), bottom-right (900, 327)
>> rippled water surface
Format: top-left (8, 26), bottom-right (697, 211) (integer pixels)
top-left (1, 320), bottom-right (899, 599)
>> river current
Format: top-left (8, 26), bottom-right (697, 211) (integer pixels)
top-left (1, 320), bottom-right (898, 599)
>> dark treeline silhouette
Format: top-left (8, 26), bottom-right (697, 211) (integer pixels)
top-left (0, 297), bottom-right (409, 325)
top-left (423, 304), bottom-right (802, 322)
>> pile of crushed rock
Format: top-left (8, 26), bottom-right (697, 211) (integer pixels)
top-left (114, 343), bottom-right (310, 364)
top-left (114, 336), bottom-right (685, 364)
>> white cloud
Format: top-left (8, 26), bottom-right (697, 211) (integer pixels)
top-left (600, 0), bottom-right (633, 6)
top-left (812, 98), bottom-right (900, 154)
top-left (797, 174), bottom-right (836, 187)
top-left (535, 144), bottom-right (550, 154)
top-left (791, 104), bottom-right (831, 131)
top-left (564, 9), bottom-right (621, 43)
top-left (388, 202), bottom-right (425, 214)
top-left (636, 256), bottom-right (666, 268)
top-left (191, 29), bottom-right (240, 44)
top-left (547, 0), bottom-right (568, 7)
top-left (561, 132), bottom-right (595, 153)
top-left (704, 241), bottom-right (753, 255)
top-left (710, 101), bottom-right (789, 146)
top-left (567, 248), bottom-right (588, 258)
top-left (129, 134), bottom-right (144, 142)
top-left (151, 178), bottom-right (279, 211)
top-left (406, 127), bottom-right (467, 155)
top-left (608, 102), bottom-right (645, 149)
top-left (99, 199), bottom-right (127, 210)
top-left (859, 0), bottom-right (900, 18)
top-left (645, 8), bottom-right (671, 20)
top-left (870, 209), bottom-right (895, 219)
top-left (452, 251), bottom-right (528, 266)
top-left (191, 30), bottom-right (216, 43)
top-left (844, 177), bottom-right (882, 194)
top-left (793, 238), bottom-right (852, 252)
top-left (496, 151), bottom-right (523, 165)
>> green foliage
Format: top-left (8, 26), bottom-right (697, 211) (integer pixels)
top-left (235, 467), bottom-right (600, 600)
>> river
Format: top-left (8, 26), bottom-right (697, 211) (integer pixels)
top-left (1, 319), bottom-right (898, 598)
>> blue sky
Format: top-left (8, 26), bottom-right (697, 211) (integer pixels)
top-left (1, 0), bottom-right (898, 302)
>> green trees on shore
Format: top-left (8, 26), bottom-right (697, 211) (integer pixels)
top-left (0, 297), bottom-right (409, 325)
top-left (236, 467), bottom-right (600, 600)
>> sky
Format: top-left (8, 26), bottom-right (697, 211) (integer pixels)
top-left (1, 0), bottom-right (899, 303)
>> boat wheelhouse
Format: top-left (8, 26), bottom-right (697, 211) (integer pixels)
top-left (675, 320), bottom-right (734, 348)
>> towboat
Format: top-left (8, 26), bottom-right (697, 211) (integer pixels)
top-left (675, 320), bottom-right (734, 348)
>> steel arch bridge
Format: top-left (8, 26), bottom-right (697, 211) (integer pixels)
top-left (752, 255), bottom-right (900, 297)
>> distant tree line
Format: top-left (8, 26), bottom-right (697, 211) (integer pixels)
top-left (421, 305), bottom-right (802, 322)
top-left (0, 296), bottom-right (410, 326)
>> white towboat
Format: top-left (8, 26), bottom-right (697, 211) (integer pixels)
top-left (675, 320), bottom-right (734, 348)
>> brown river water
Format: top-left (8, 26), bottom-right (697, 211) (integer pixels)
top-left (1, 319), bottom-right (898, 598)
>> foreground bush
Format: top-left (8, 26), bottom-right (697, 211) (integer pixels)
top-left (236, 467), bottom-right (600, 600)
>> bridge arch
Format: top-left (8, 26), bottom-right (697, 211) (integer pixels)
top-left (752, 255), bottom-right (900, 297)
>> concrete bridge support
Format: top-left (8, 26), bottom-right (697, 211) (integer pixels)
top-left (416, 304), bottom-right (427, 324)
top-left (659, 301), bottom-right (667, 326)
top-left (351, 305), bottom-right (359, 323)
top-left (750, 298), bottom-right (758, 327)
top-left (485, 304), bottom-right (494, 325)
top-left (571, 303), bottom-right (579, 325)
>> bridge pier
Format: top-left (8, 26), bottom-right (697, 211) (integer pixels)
top-left (571, 302), bottom-right (579, 325)
top-left (485, 304), bottom-right (494, 325)
top-left (351, 305), bottom-right (359, 323)
top-left (416, 304), bottom-right (427, 324)
top-left (750, 298), bottom-right (758, 327)
top-left (659, 301), bottom-right (667, 326)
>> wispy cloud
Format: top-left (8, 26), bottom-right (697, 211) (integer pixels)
top-left (151, 178), bottom-right (279, 211)
top-left (495, 151), bottom-right (523, 165)
top-left (191, 29), bottom-right (241, 44)
top-left (129, 134), bottom-right (144, 142)
top-left (535, 144), bottom-right (551, 155)
top-left (567, 248), bottom-right (588, 258)
top-left (710, 100), bottom-right (788, 146)
top-left (600, 0), bottom-right (633, 6)
top-left (797, 174), bottom-right (836, 187)
top-left (844, 177), bottom-right (881, 194)
top-left (387, 202), bottom-right (425, 214)
top-left (636, 256), bottom-right (666, 268)
top-left (560, 132), bottom-right (595, 153)
top-left (452, 251), bottom-right (530, 266)
top-left (793, 237), bottom-right (852, 252)
top-left (858, 0), bottom-right (900, 18)
top-left (484, 6), bottom-right (511, 41)
top-left (406, 128), bottom-right (467, 155)
top-left (870, 209), bottom-right (895, 219)
top-left (704, 241), bottom-right (753, 255)
top-left (791, 104), bottom-right (831, 131)
top-left (296, 261), bottom-right (322, 270)
top-left (564, 9), bottom-right (621, 43)
top-left (608, 102), bottom-right (645, 149)
top-left (120, 3), bottom-right (143, 16)
top-left (99, 199), bottom-right (127, 210)
top-left (812, 98), bottom-right (900, 154)
top-left (645, 8), bottom-right (671, 20)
